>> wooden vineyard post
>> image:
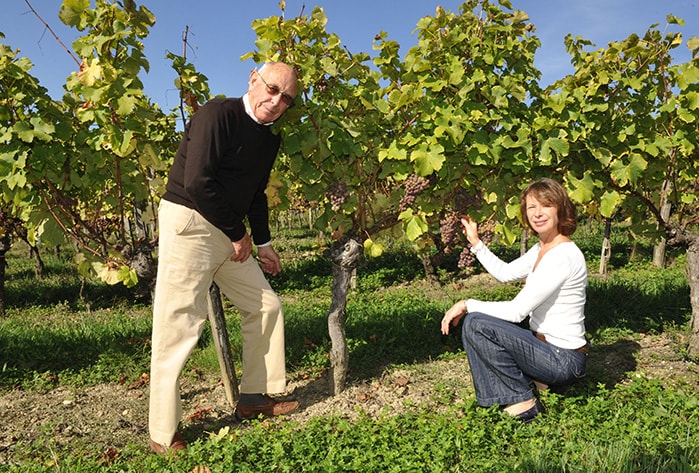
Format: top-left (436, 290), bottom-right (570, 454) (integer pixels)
top-left (207, 283), bottom-right (240, 406)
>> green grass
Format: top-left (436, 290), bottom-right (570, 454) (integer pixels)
top-left (0, 299), bottom-right (152, 391)
top-left (0, 224), bottom-right (697, 472)
top-left (7, 378), bottom-right (698, 472)
top-left (167, 376), bottom-right (699, 472)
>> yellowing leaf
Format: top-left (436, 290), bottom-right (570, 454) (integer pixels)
top-left (14, 122), bottom-right (34, 143)
top-left (116, 130), bottom-right (136, 157)
top-left (369, 243), bottom-right (384, 258)
top-left (209, 426), bottom-right (232, 442)
top-left (29, 117), bottom-right (55, 141)
top-left (567, 173), bottom-right (596, 204)
top-left (78, 59), bottom-right (102, 86)
top-left (399, 209), bottom-right (428, 241)
top-left (404, 214), bottom-right (428, 241)
top-left (589, 146), bottom-right (613, 166)
top-left (92, 262), bottom-right (121, 285)
top-left (118, 267), bottom-right (139, 288)
top-left (116, 94), bottom-right (138, 116)
top-left (265, 171), bottom-right (284, 207)
top-left (505, 200), bottom-right (520, 220)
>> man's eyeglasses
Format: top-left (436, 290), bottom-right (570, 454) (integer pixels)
top-left (256, 70), bottom-right (295, 107)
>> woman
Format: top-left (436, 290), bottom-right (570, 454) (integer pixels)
top-left (441, 178), bottom-right (589, 422)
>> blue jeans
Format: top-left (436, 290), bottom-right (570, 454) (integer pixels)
top-left (461, 312), bottom-right (587, 407)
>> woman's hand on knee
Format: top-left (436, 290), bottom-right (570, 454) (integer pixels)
top-left (441, 300), bottom-right (468, 335)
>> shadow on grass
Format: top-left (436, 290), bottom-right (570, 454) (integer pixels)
top-left (0, 311), bottom-right (152, 390)
top-left (6, 261), bottom-right (144, 310)
top-left (281, 269), bottom-right (681, 400)
top-left (556, 339), bottom-right (641, 399)
top-left (585, 275), bottom-right (690, 334)
top-left (270, 248), bottom-right (426, 293)
top-left (282, 289), bottom-right (452, 385)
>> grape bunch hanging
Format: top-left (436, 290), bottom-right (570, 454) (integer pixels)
top-left (435, 186), bottom-right (495, 271)
top-left (326, 179), bottom-right (349, 212)
top-left (438, 188), bottom-right (483, 255)
top-left (439, 210), bottom-right (461, 252)
top-left (398, 174), bottom-right (431, 212)
top-left (457, 219), bottom-right (496, 270)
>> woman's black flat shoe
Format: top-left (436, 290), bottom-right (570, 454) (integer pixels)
top-left (517, 398), bottom-right (545, 423)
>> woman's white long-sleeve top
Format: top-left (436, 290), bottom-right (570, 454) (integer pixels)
top-left (465, 240), bottom-right (588, 349)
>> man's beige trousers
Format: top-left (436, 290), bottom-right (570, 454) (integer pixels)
top-left (149, 200), bottom-right (287, 446)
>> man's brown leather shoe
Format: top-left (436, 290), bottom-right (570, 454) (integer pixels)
top-left (234, 394), bottom-right (299, 421)
top-left (149, 431), bottom-right (186, 454)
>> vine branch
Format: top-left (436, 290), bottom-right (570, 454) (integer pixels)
top-left (23, 0), bottom-right (81, 67)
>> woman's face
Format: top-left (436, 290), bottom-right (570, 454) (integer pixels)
top-left (525, 194), bottom-right (559, 238)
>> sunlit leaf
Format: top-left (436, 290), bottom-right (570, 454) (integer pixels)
top-left (78, 59), bottom-right (102, 87)
top-left (13, 122), bottom-right (34, 143)
top-left (410, 144), bottom-right (445, 175)
top-left (116, 94), bottom-right (138, 115)
top-left (599, 190), bottom-right (622, 218)
top-left (404, 214), bottom-right (428, 241)
top-left (678, 64), bottom-right (699, 90)
top-left (610, 153), bottom-right (647, 187)
top-left (566, 173), bottom-right (595, 204)
top-left (59, 0), bottom-right (89, 26)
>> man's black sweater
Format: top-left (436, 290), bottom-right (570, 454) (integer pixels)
top-left (163, 97), bottom-right (281, 244)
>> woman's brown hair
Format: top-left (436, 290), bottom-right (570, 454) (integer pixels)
top-left (520, 178), bottom-right (577, 236)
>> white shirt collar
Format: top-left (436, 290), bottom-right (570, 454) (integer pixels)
top-left (242, 93), bottom-right (274, 126)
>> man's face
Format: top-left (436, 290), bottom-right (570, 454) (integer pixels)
top-left (247, 64), bottom-right (298, 124)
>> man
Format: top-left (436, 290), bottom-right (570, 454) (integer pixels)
top-left (148, 62), bottom-right (300, 453)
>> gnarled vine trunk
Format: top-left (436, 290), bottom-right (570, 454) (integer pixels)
top-left (668, 228), bottom-right (699, 357)
top-left (326, 238), bottom-right (363, 395)
top-left (652, 179), bottom-right (673, 268)
top-left (0, 233), bottom-right (9, 317)
top-left (685, 237), bottom-right (699, 357)
top-left (28, 244), bottom-right (45, 278)
top-left (125, 240), bottom-right (157, 301)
